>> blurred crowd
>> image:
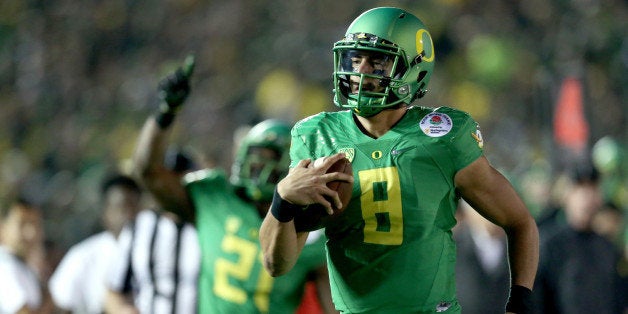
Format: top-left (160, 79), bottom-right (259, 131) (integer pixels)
top-left (0, 0), bottom-right (626, 313)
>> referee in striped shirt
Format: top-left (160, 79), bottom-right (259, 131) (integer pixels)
top-left (105, 149), bottom-right (201, 314)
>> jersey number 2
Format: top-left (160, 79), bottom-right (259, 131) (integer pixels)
top-left (214, 231), bottom-right (273, 312)
top-left (358, 166), bottom-right (403, 245)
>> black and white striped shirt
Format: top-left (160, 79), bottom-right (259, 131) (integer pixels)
top-left (108, 209), bottom-right (200, 314)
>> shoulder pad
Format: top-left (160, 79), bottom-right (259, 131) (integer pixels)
top-left (293, 110), bottom-right (352, 136)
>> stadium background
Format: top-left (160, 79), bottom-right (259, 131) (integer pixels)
top-left (0, 0), bottom-right (625, 253)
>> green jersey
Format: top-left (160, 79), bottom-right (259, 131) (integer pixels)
top-left (184, 169), bottom-right (327, 314)
top-left (290, 106), bottom-right (484, 313)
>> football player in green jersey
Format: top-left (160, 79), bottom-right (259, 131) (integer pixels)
top-left (132, 56), bottom-right (337, 313)
top-left (260, 7), bottom-right (539, 314)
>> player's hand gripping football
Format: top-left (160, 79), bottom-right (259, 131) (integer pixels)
top-left (277, 153), bottom-right (353, 215)
top-left (158, 54), bottom-right (195, 112)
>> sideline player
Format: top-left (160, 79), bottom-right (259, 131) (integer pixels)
top-left (132, 56), bottom-right (337, 313)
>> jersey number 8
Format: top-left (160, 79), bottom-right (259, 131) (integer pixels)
top-left (359, 167), bottom-right (404, 245)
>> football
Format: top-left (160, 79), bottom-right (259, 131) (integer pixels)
top-left (293, 156), bottom-right (353, 232)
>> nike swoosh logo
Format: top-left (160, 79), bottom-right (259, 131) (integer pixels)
top-left (391, 146), bottom-right (416, 156)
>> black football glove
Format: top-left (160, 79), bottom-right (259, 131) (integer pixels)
top-left (158, 54), bottom-right (195, 113)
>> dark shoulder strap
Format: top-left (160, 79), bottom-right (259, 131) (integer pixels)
top-left (121, 219), bottom-right (137, 294)
top-left (171, 221), bottom-right (185, 314)
top-left (148, 210), bottom-right (161, 313)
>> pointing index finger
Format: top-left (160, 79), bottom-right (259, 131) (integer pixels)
top-left (182, 54), bottom-right (195, 78)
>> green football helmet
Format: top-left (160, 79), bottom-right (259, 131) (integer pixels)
top-left (333, 7), bottom-right (435, 117)
top-left (230, 119), bottom-right (292, 203)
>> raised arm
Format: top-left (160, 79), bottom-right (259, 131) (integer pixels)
top-left (455, 156), bottom-right (539, 313)
top-left (132, 56), bottom-right (195, 222)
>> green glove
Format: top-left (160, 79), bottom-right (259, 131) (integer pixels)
top-left (158, 55), bottom-right (195, 113)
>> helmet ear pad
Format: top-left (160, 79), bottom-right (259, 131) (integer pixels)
top-left (395, 52), bottom-right (430, 102)
top-left (390, 65), bottom-right (429, 103)
top-left (412, 70), bottom-right (429, 101)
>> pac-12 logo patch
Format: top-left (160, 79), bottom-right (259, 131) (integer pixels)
top-left (338, 147), bottom-right (355, 162)
top-left (419, 112), bottom-right (453, 137)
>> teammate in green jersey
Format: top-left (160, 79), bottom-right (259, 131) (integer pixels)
top-left (260, 7), bottom-right (539, 314)
top-left (132, 56), bottom-right (337, 313)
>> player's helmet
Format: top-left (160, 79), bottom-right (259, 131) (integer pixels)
top-left (230, 119), bottom-right (291, 203)
top-left (333, 7), bottom-right (435, 117)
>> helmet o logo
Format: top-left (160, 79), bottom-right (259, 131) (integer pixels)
top-left (371, 150), bottom-right (383, 159)
top-left (416, 29), bottom-right (434, 63)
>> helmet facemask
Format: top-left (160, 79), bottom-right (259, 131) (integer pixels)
top-left (334, 34), bottom-right (411, 117)
top-left (233, 146), bottom-right (289, 203)
top-left (230, 120), bottom-right (291, 203)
